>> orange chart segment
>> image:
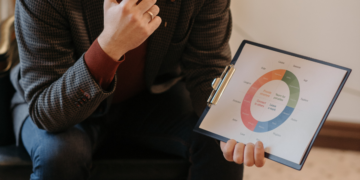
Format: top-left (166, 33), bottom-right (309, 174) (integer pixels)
top-left (272, 69), bottom-right (286, 80)
top-left (257, 72), bottom-right (273, 85)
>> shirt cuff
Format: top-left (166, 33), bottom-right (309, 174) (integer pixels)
top-left (84, 39), bottom-right (125, 90)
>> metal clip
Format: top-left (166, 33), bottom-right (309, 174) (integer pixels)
top-left (207, 65), bottom-right (236, 107)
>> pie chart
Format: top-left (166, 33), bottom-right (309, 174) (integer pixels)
top-left (241, 69), bottom-right (300, 132)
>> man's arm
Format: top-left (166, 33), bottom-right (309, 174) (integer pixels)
top-left (15, 0), bottom-right (115, 132)
top-left (16, 0), bottom-right (160, 132)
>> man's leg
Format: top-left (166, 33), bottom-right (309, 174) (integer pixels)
top-left (107, 82), bottom-right (244, 180)
top-left (21, 116), bottom-right (102, 180)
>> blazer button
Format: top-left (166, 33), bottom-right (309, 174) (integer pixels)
top-left (80, 89), bottom-right (91, 99)
top-left (75, 102), bottom-right (81, 108)
top-left (84, 92), bottom-right (91, 99)
top-left (81, 96), bottom-right (88, 102)
top-left (78, 99), bottom-right (84, 105)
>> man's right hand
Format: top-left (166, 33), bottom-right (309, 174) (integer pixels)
top-left (98, 0), bottom-right (162, 61)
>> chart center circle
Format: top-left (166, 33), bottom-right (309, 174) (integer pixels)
top-left (250, 80), bottom-right (290, 122)
top-left (240, 69), bottom-right (300, 133)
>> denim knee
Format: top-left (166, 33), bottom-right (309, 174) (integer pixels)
top-left (22, 117), bottom-right (93, 180)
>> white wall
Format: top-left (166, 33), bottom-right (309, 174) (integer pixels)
top-left (229, 0), bottom-right (360, 123)
top-left (0, 0), bottom-right (14, 21)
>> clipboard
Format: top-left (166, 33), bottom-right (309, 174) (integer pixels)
top-left (194, 40), bottom-right (352, 170)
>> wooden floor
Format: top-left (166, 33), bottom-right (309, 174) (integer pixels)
top-left (244, 147), bottom-right (360, 180)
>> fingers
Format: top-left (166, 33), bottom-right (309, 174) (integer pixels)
top-left (143, 5), bottom-right (159, 24)
top-left (244, 143), bottom-right (255, 166)
top-left (220, 141), bottom-right (226, 151)
top-left (148, 16), bottom-right (162, 31)
top-left (254, 141), bottom-right (266, 167)
top-left (243, 142), bottom-right (266, 167)
top-left (104, 0), bottom-right (137, 12)
top-left (138, 0), bottom-right (157, 13)
top-left (222, 139), bottom-right (237, 162)
top-left (120, 0), bottom-right (138, 7)
top-left (233, 142), bottom-right (245, 164)
top-left (148, 5), bottom-right (160, 17)
top-left (221, 140), bottom-right (266, 167)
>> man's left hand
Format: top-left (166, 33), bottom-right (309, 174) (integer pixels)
top-left (220, 139), bottom-right (266, 167)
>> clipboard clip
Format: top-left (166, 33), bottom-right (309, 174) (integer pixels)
top-left (207, 64), bottom-right (236, 107)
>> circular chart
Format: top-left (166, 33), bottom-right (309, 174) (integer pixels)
top-left (241, 69), bottom-right (300, 133)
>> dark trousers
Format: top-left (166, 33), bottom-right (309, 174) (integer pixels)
top-left (21, 82), bottom-right (244, 180)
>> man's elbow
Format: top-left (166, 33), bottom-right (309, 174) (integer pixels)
top-left (29, 114), bottom-right (67, 133)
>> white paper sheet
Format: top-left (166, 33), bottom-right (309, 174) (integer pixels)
top-left (199, 44), bottom-right (347, 164)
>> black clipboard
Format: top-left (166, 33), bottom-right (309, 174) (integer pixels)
top-left (194, 40), bottom-right (352, 170)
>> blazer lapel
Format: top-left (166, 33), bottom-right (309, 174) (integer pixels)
top-left (145, 0), bottom-right (181, 88)
top-left (82, 0), bottom-right (104, 44)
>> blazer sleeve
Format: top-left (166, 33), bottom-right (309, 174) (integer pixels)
top-left (182, 0), bottom-right (232, 116)
top-left (15, 0), bottom-right (116, 132)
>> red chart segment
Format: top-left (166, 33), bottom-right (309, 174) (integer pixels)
top-left (241, 98), bottom-right (257, 130)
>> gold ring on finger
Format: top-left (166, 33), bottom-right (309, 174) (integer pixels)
top-left (146, 11), bottom-right (154, 20)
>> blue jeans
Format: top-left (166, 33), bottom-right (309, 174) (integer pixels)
top-left (21, 82), bottom-right (244, 180)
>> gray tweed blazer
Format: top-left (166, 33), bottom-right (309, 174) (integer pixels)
top-left (10, 0), bottom-right (232, 145)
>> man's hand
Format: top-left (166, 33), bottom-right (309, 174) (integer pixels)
top-left (220, 139), bottom-right (266, 167)
top-left (98, 0), bottom-right (162, 60)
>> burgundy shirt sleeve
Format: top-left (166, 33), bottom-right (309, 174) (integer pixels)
top-left (84, 39), bottom-right (124, 90)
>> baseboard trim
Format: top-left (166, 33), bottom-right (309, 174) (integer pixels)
top-left (314, 121), bottom-right (360, 151)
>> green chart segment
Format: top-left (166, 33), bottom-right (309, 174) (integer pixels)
top-left (241, 69), bottom-right (300, 133)
top-left (282, 70), bottom-right (300, 108)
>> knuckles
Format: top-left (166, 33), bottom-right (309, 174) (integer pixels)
top-left (129, 14), bottom-right (138, 23)
top-left (121, 3), bottom-right (132, 14)
top-left (149, 0), bottom-right (157, 5)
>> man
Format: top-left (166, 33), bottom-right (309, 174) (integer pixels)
top-left (11, 0), bottom-right (265, 179)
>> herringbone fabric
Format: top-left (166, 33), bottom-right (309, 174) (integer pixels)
top-left (11, 0), bottom-right (232, 143)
